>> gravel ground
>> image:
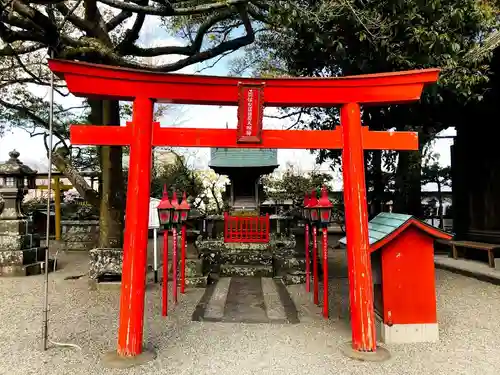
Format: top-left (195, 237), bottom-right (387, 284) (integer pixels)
top-left (1, 245), bottom-right (500, 375)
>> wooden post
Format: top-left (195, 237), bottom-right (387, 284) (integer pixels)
top-left (322, 227), bottom-right (329, 319)
top-left (117, 97), bottom-right (153, 357)
top-left (54, 176), bottom-right (61, 241)
top-left (313, 225), bottom-right (319, 305)
top-left (180, 225), bottom-right (186, 294)
top-left (305, 223), bottom-right (310, 293)
top-left (162, 229), bottom-right (168, 316)
top-left (340, 103), bottom-right (377, 352)
top-left (172, 226), bottom-right (178, 304)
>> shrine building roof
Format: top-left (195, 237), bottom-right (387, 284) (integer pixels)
top-left (209, 148), bottom-right (278, 169)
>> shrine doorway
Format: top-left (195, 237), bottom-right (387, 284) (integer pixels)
top-left (49, 59), bottom-right (438, 362)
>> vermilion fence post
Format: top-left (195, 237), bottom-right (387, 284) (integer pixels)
top-left (162, 229), bottom-right (168, 317)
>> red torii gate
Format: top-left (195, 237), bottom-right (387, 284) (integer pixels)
top-left (48, 59), bottom-right (439, 364)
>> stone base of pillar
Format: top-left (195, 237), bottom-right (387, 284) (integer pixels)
top-left (0, 247), bottom-right (55, 276)
top-left (339, 341), bottom-right (391, 362)
top-left (101, 349), bottom-right (156, 369)
top-left (376, 313), bottom-right (439, 344)
top-left (89, 248), bottom-right (123, 284)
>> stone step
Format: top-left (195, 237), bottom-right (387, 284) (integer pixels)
top-left (220, 250), bottom-right (273, 266)
top-left (220, 264), bottom-right (274, 278)
top-left (0, 260), bottom-right (55, 277)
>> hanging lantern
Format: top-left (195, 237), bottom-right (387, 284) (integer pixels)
top-left (171, 191), bottom-right (181, 225)
top-left (303, 193), bottom-right (310, 220)
top-left (317, 186), bottom-right (333, 226)
top-left (178, 191), bottom-right (191, 223)
top-left (156, 185), bottom-right (173, 228)
top-left (308, 189), bottom-right (319, 223)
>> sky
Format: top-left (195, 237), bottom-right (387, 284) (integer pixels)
top-left (0, 17), bottom-right (456, 188)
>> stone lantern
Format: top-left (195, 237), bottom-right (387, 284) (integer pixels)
top-left (0, 150), bottom-right (47, 276)
top-left (0, 150), bottom-right (37, 220)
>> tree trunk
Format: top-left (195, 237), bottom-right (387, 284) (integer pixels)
top-left (95, 100), bottom-right (124, 248)
top-left (394, 131), bottom-right (427, 217)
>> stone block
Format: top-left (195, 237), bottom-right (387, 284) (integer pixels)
top-left (0, 234), bottom-right (37, 251)
top-left (282, 270), bottom-right (308, 285)
top-left (89, 248), bottom-right (123, 280)
top-left (0, 247), bottom-right (50, 276)
top-left (0, 219), bottom-right (29, 234)
top-left (220, 264), bottom-right (273, 277)
top-left (61, 220), bottom-right (99, 251)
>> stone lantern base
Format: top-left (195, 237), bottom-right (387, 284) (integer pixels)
top-left (0, 219), bottom-right (54, 276)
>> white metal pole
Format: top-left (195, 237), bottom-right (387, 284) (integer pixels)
top-left (153, 228), bottom-right (158, 283)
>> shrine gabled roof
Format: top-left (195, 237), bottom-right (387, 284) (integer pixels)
top-left (338, 212), bottom-right (452, 251)
top-left (209, 148), bottom-right (278, 168)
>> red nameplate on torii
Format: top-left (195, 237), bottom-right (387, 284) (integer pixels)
top-left (237, 83), bottom-right (265, 143)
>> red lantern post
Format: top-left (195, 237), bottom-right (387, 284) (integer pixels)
top-left (303, 194), bottom-right (311, 293)
top-left (178, 192), bottom-right (190, 294)
top-left (317, 186), bottom-right (334, 319)
top-left (170, 192), bottom-right (180, 304)
top-left (156, 185), bottom-right (173, 317)
top-left (309, 189), bottom-right (319, 305)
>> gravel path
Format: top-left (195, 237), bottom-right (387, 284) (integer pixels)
top-left (1, 248), bottom-right (499, 375)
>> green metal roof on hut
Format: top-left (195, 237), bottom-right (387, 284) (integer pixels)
top-left (338, 212), bottom-right (451, 250)
top-left (209, 148), bottom-right (278, 175)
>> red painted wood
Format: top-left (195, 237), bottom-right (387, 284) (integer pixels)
top-left (70, 125), bottom-right (418, 151)
top-left (181, 225), bottom-right (186, 294)
top-left (313, 226), bottom-right (319, 305)
top-left (172, 226), bottom-right (178, 304)
top-left (223, 213), bottom-right (270, 243)
top-left (237, 83), bottom-right (264, 143)
top-left (48, 59), bottom-right (439, 106)
top-left (162, 230), bottom-right (168, 317)
top-left (380, 226), bottom-right (438, 324)
top-left (117, 97), bottom-right (153, 356)
top-left (305, 224), bottom-right (310, 293)
top-left (322, 227), bottom-right (329, 319)
top-left (341, 103), bottom-right (377, 352)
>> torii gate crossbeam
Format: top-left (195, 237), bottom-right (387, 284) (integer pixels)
top-left (48, 59), bottom-right (439, 364)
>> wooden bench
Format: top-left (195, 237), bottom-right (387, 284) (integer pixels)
top-left (436, 238), bottom-right (500, 268)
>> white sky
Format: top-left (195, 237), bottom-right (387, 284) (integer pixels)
top-left (0, 19), bottom-right (456, 187)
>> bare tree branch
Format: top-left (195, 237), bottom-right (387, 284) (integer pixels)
top-left (98, 0), bottom-right (247, 17)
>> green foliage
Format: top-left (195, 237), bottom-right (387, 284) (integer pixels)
top-left (422, 152), bottom-right (452, 188)
top-left (262, 165), bottom-right (333, 208)
top-left (150, 152), bottom-right (204, 202)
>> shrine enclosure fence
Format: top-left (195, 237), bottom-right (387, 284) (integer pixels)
top-left (48, 59), bottom-right (439, 360)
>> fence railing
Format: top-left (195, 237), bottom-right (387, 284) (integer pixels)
top-left (224, 213), bottom-right (270, 243)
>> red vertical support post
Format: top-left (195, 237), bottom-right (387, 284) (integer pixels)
top-left (322, 227), bottom-right (329, 319)
top-left (312, 225), bottom-right (319, 305)
top-left (172, 226), bottom-right (178, 304)
top-left (117, 97), bottom-right (153, 357)
top-left (340, 102), bottom-right (377, 352)
top-left (162, 230), bottom-right (169, 316)
top-left (305, 223), bottom-right (310, 292)
top-left (181, 225), bottom-right (186, 294)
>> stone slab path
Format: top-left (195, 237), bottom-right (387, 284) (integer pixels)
top-left (192, 277), bottom-right (299, 324)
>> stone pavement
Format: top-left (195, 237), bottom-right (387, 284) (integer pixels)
top-left (192, 277), bottom-right (299, 324)
top-left (435, 254), bottom-right (500, 285)
top-left (1, 249), bottom-right (500, 375)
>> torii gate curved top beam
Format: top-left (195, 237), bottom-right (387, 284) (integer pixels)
top-left (48, 59), bottom-right (439, 106)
